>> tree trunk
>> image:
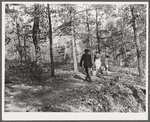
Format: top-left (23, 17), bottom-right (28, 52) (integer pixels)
top-left (118, 55), bottom-right (120, 66)
top-left (32, 4), bottom-right (41, 64)
top-left (24, 27), bottom-right (27, 60)
top-left (16, 20), bottom-right (23, 64)
top-left (64, 46), bottom-right (67, 60)
top-left (131, 6), bottom-right (143, 76)
top-left (63, 38), bottom-right (67, 60)
top-left (86, 9), bottom-right (90, 49)
top-left (112, 38), bottom-right (115, 66)
top-left (47, 4), bottom-right (55, 77)
top-left (71, 8), bottom-right (78, 73)
top-left (122, 26), bottom-right (127, 67)
top-left (121, 45), bottom-right (124, 67)
top-left (96, 8), bottom-right (100, 53)
top-left (86, 8), bottom-right (93, 60)
top-left (72, 29), bottom-right (78, 73)
top-left (124, 42), bottom-right (127, 67)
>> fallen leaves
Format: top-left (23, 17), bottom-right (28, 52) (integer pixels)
top-left (5, 64), bottom-right (146, 112)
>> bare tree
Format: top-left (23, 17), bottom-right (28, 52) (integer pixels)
top-left (130, 5), bottom-right (143, 76)
top-left (47, 4), bottom-right (55, 77)
top-left (71, 7), bottom-right (78, 73)
top-left (32, 4), bottom-right (41, 64)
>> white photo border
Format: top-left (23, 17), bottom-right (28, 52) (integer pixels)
top-left (2, 1), bottom-right (149, 120)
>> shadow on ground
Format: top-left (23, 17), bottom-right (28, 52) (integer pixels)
top-left (5, 63), bottom-right (146, 112)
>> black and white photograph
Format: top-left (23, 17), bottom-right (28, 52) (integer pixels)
top-left (2, 1), bottom-right (148, 120)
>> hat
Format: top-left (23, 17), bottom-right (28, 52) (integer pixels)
top-left (84, 49), bottom-right (89, 52)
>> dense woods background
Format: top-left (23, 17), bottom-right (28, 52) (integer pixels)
top-left (4, 3), bottom-right (147, 113)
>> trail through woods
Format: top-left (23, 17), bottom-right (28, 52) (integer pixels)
top-left (5, 63), bottom-right (146, 112)
top-left (4, 3), bottom-right (147, 113)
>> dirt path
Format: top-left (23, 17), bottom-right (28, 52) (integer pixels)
top-left (5, 68), bottom-right (146, 112)
top-left (5, 71), bottom-right (98, 112)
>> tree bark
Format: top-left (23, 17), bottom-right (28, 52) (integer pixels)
top-left (121, 24), bottom-right (127, 67)
top-left (24, 27), bottom-right (27, 60)
top-left (63, 38), bottom-right (67, 61)
top-left (131, 6), bottom-right (143, 76)
top-left (96, 8), bottom-right (100, 53)
top-left (32, 4), bottom-right (41, 64)
top-left (64, 46), bottom-right (67, 60)
top-left (71, 7), bottom-right (78, 73)
top-left (112, 38), bottom-right (115, 66)
top-left (124, 42), bottom-right (128, 67)
top-left (16, 19), bottom-right (23, 64)
top-left (47, 4), bottom-right (55, 77)
top-left (86, 8), bottom-right (93, 61)
top-left (86, 9), bottom-right (90, 48)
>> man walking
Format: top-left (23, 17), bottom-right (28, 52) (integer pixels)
top-left (80, 49), bottom-right (92, 82)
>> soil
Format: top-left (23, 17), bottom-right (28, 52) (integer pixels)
top-left (5, 64), bottom-right (146, 112)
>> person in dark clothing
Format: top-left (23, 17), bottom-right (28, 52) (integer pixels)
top-left (80, 49), bottom-right (92, 82)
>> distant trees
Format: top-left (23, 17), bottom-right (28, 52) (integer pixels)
top-left (5, 4), bottom-right (32, 63)
top-left (118, 4), bottom-right (146, 76)
top-left (54, 4), bottom-right (78, 73)
top-left (5, 3), bottom-right (147, 76)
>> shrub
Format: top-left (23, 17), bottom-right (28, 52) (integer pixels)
top-left (8, 60), bottom-right (44, 82)
top-left (26, 61), bottom-right (44, 82)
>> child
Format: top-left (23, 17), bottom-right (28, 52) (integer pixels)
top-left (105, 54), bottom-right (110, 72)
top-left (94, 51), bottom-right (102, 74)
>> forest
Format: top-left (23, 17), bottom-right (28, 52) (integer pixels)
top-left (4, 3), bottom-right (147, 113)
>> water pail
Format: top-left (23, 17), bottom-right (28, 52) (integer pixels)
top-left (92, 70), bottom-right (96, 76)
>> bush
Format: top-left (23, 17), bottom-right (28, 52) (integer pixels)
top-left (27, 61), bottom-right (44, 82)
top-left (8, 61), bottom-right (44, 82)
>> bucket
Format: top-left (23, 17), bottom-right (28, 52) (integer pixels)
top-left (92, 70), bottom-right (96, 76)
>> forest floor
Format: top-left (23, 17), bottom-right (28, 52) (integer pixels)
top-left (5, 62), bottom-right (146, 112)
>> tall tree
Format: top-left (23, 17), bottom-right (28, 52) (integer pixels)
top-left (70, 6), bottom-right (78, 73)
top-left (16, 21), bottom-right (23, 63)
top-left (95, 7), bottom-right (100, 52)
top-left (85, 7), bottom-right (91, 51)
top-left (130, 5), bottom-right (143, 76)
top-left (47, 4), bottom-right (55, 77)
top-left (23, 25), bottom-right (27, 60)
top-left (32, 4), bottom-right (41, 64)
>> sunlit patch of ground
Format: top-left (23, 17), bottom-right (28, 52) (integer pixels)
top-left (5, 65), bottom-right (146, 112)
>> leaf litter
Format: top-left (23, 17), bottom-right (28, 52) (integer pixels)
top-left (5, 65), bottom-right (146, 112)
